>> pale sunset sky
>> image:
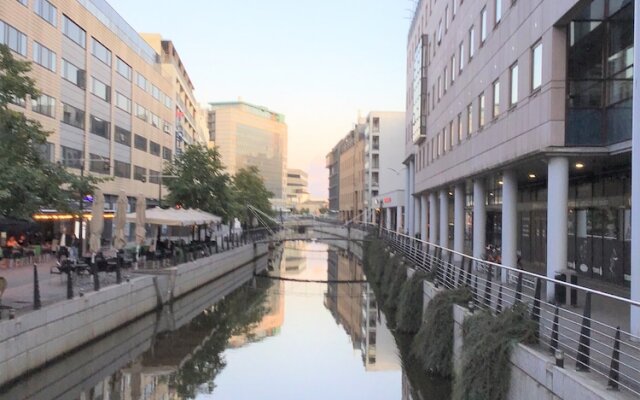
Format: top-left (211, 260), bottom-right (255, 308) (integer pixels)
top-left (108, 0), bottom-right (409, 199)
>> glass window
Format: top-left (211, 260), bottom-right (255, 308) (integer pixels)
top-left (149, 170), bottom-right (161, 184)
top-left (35, 0), bottom-right (57, 27)
top-left (116, 58), bottom-right (132, 80)
top-left (150, 141), bottom-right (161, 156)
top-left (510, 62), bottom-right (519, 106)
top-left (134, 166), bottom-right (146, 182)
top-left (445, 6), bottom-right (450, 31)
top-left (457, 113), bottom-right (463, 143)
top-left (495, 0), bottom-right (502, 24)
top-left (31, 94), bottom-right (55, 117)
top-left (61, 146), bottom-right (83, 169)
top-left (89, 154), bottom-right (110, 174)
top-left (451, 54), bottom-right (456, 84)
top-left (163, 95), bottom-right (172, 108)
top-left (114, 160), bottom-right (131, 179)
top-left (115, 92), bottom-right (131, 113)
top-left (62, 103), bottom-right (85, 129)
top-left (479, 92), bottom-right (485, 129)
top-left (467, 103), bottom-right (473, 136)
top-left (135, 103), bottom-right (148, 121)
top-left (449, 120), bottom-right (454, 148)
top-left (444, 66), bottom-right (448, 93)
top-left (63, 15), bottom-right (86, 48)
top-left (459, 42), bottom-right (465, 73)
top-left (532, 41), bottom-right (543, 91)
top-left (0, 20), bottom-right (28, 56)
top-left (17, 0), bottom-right (28, 6)
top-left (33, 41), bottom-right (56, 72)
top-left (134, 134), bottom-right (147, 151)
top-left (163, 121), bottom-right (172, 134)
top-left (493, 80), bottom-right (500, 118)
top-left (162, 146), bottom-right (172, 161)
top-left (481, 7), bottom-right (487, 43)
top-left (38, 142), bottom-right (54, 162)
top-left (136, 73), bottom-right (147, 90)
top-left (61, 59), bottom-right (86, 88)
top-left (92, 38), bottom-right (111, 66)
top-left (469, 27), bottom-right (475, 59)
top-left (10, 95), bottom-right (25, 108)
top-left (115, 126), bottom-right (131, 146)
top-left (91, 77), bottom-right (111, 103)
top-left (453, 0), bottom-right (458, 16)
top-left (151, 113), bottom-right (160, 128)
top-left (90, 115), bottom-right (110, 139)
top-left (151, 85), bottom-right (161, 100)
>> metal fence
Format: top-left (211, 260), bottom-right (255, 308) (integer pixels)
top-left (369, 225), bottom-right (640, 397)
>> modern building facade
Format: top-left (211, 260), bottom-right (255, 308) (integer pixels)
top-left (326, 143), bottom-right (341, 212)
top-left (362, 111), bottom-right (406, 230)
top-left (285, 168), bottom-right (310, 207)
top-left (338, 122), bottom-right (366, 222)
top-left (405, 0), bottom-right (633, 295)
top-left (208, 101), bottom-right (288, 201)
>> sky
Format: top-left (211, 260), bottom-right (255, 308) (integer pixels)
top-left (107, 0), bottom-right (410, 199)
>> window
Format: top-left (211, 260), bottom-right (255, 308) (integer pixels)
top-left (136, 73), bottom-right (147, 90)
top-left (481, 7), bottom-right (487, 44)
top-left (149, 170), bottom-right (161, 184)
top-left (531, 41), bottom-right (542, 91)
top-left (495, 0), bottom-right (502, 25)
top-left (437, 20), bottom-right (443, 44)
top-left (115, 92), bottom-right (131, 113)
top-left (89, 154), bottom-right (110, 174)
top-left (134, 166), bottom-right (147, 182)
top-left (451, 54), bottom-right (456, 84)
top-left (449, 120), bottom-right (454, 148)
top-left (492, 80), bottom-right (500, 118)
top-left (115, 126), bottom-right (131, 146)
top-left (35, 0), bottom-right (57, 27)
top-left (453, 0), bottom-right (457, 16)
top-left (90, 115), bottom-right (110, 139)
top-left (469, 27), bottom-right (475, 60)
top-left (150, 141), bottom-right (161, 156)
top-left (38, 142), bottom-right (54, 162)
top-left (62, 103), bottom-right (85, 129)
top-left (467, 103), bottom-right (473, 136)
top-left (459, 42), bottom-right (465, 73)
top-left (457, 113), bottom-right (463, 143)
top-left (33, 42), bottom-right (56, 72)
top-left (444, 66), bottom-right (448, 93)
top-left (114, 161), bottom-right (131, 179)
top-left (0, 21), bottom-right (28, 56)
top-left (10, 95), bottom-right (25, 108)
top-left (445, 6), bottom-right (450, 31)
top-left (436, 133), bottom-right (441, 157)
top-left (151, 85), bottom-right (160, 100)
top-left (437, 76), bottom-right (442, 100)
top-left (91, 77), bottom-right (111, 102)
top-left (31, 94), bottom-right (55, 117)
top-left (116, 58), bottom-right (132, 80)
top-left (134, 134), bottom-right (147, 151)
top-left (509, 62), bottom-right (519, 107)
top-left (17, 0), bottom-right (28, 6)
top-left (163, 95), bottom-right (172, 109)
top-left (479, 92), bottom-right (485, 129)
top-left (92, 38), bottom-right (111, 66)
top-left (63, 15), bottom-right (86, 48)
top-left (61, 146), bottom-right (83, 169)
top-left (135, 103), bottom-right (148, 121)
top-left (151, 113), bottom-right (160, 128)
top-left (372, 117), bottom-right (380, 132)
top-left (163, 121), bottom-right (171, 134)
top-left (162, 146), bottom-right (172, 161)
top-left (61, 59), bottom-right (85, 88)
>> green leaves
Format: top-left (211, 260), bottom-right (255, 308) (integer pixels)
top-left (232, 166), bottom-right (274, 226)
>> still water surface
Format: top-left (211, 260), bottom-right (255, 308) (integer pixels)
top-left (2, 241), bottom-right (450, 399)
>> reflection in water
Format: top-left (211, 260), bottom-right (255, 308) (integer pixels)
top-left (4, 241), bottom-right (451, 399)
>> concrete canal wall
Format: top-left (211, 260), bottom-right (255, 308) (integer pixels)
top-left (420, 279), bottom-right (624, 400)
top-left (0, 243), bottom-right (269, 386)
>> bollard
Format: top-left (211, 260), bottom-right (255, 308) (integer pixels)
top-left (607, 326), bottom-right (622, 391)
top-left (555, 350), bottom-right (565, 368)
top-left (549, 306), bottom-right (560, 353)
top-left (33, 264), bottom-right (41, 310)
top-left (92, 261), bottom-right (100, 291)
top-left (66, 269), bottom-right (73, 299)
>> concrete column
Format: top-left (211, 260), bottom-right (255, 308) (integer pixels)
top-left (405, 164), bottom-right (411, 235)
top-left (547, 157), bottom-right (569, 302)
top-left (429, 192), bottom-right (438, 244)
top-left (420, 193), bottom-right (428, 240)
top-left (439, 189), bottom-right (449, 249)
top-left (409, 159), bottom-right (416, 237)
top-left (454, 184), bottom-right (465, 261)
top-left (631, 0), bottom-right (640, 337)
top-left (473, 180), bottom-right (486, 262)
top-left (414, 196), bottom-right (421, 238)
top-left (501, 170), bottom-right (518, 283)
top-left (385, 208), bottom-right (391, 230)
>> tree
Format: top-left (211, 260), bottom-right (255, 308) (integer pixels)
top-left (231, 166), bottom-right (274, 227)
top-left (163, 144), bottom-right (234, 221)
top-left (0, 45), bottom-right (99, 218)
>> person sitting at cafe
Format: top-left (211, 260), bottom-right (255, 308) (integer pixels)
top-left (6, 236), bottom-right (18, 248)
top-left (17, 233), bottom-right (28, 247)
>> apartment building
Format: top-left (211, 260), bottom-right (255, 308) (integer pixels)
top-left (326, 146), bottom-right (341, 212)
top-left (405, 0), bottom-right (633, 293)
top-left (362, 111), bottom-right (405, 230)
top-left (0, 0), bottom-right (191, 211)
top-left (285, 168), bottom-right (309, 207)
top-left (208, 101), bottom-right (288, 202)
top-left (337, 123), bottom-right (366, 222)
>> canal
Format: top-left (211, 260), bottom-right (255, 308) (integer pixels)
top-left (1, 241), bottom-right (450, 400)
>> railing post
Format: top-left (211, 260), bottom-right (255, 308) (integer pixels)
top-left (33, 264), bottom-right (41, 310)
top-left (473, 275), bottom-right (479, 305)
top-left (607, 326), bottom-right (622, 390)
top-left (576, 292), bottom-right (592, 371)
top-left (515, 272), bottom-right (524, 303)
top-left (465, 259), bottom-right (473, 288)
top-left (550, 306), bottom-right (560, 353)
top-left (484, 265), bottom-right (493, 308)
top-left (531, 278), bottom-right (542, 341)
top-left (496, 284), bottom-right (503, 314)
top-left (457, 257), bottom-right (466, 288)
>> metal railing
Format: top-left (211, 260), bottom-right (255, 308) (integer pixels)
top-left (367, 224), bottom-right (640, 397)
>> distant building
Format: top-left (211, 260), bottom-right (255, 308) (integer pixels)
top-left (337, 122), bottom-right (366, 222)
top-left (208, 101), bottom-right (288, 202)
top-left (286, 168), bottom-right (310, 207)
top-left (326, 146), bottom-right (341, 212)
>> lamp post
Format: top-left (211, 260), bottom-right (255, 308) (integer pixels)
top-left (144, 173), bottom-right (178, 242)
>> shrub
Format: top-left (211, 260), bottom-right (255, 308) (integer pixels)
top-left (395, 271), bottom-right (429, 334)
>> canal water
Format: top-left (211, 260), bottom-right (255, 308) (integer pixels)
top-left (1, 241), bottom-right (450, 400)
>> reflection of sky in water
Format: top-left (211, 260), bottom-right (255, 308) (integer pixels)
top-left (201, 242), bottom-right (401, 400)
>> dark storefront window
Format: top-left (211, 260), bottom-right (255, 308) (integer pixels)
top-left (566, 0), bottom-right (633, 146)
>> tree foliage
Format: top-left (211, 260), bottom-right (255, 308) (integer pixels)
top-left (0, 45), bottom-right (100, 218)
top-left (163, 144), bottom-right (234, 221)
top-left (232, 166), bottom-right (274, 226)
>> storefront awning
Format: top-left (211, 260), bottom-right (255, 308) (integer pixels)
top-left (126, 207), bottom-right (222, 226)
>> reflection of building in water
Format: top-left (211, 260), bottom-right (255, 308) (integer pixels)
top-left (228, 278), bottom-right (285, 348)
top-left (324, 249), bottom-right (364, 349)
top-left (325, 249), bottom-right (339, 312)
top-left (283, 240), bottom-right (307, 274)
top-left (361, 285), bottom-right (399, 371)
